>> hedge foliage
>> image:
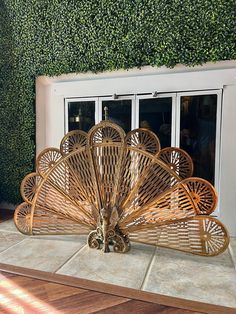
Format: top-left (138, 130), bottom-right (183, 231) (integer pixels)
top-left (0, 0), bottom-right (235, 204)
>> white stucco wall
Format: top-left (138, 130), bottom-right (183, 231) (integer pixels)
top-left (36, 60), bottom-right (236, 236)
top-left (220, 85), bottom-right (236, 236)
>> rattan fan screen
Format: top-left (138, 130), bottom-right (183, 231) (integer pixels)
top-left (15, 121), bottom-right (229, 256)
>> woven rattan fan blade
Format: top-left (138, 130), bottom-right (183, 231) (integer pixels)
top-left (87, 121), bottom-right (126, 211)
top-left (119, 181), bottom-right (197, 231)
top-left (14, 202), bottom-right (93, 235)
top-left (37, 149), bottom-right (98, 222)
top-left (119, 176), bottom-right (218, 230)
top-left (34, 177), bottom-right (95, 227)
top-left (128, 216), bottom-right (229, 256)
top-left (118, 149), bottom-right (181, 219)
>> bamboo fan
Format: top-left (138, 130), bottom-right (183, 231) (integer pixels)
top-left (14, 121), bottom-right (229, 256)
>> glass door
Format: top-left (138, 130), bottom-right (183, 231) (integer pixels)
top-left (136, 94), bottom-right (177, 148)
top-left (99, 96), bottom-right (135, 133)
top-left (65, 96), bottom-right (135, 134)
top-left (65, 91), bottom-right (222, 194)
top-left (137, 91), bottom-right (222, 190)
top-left (176, 90), bottom-right (222, 189)
top-left (65, 97), bottom-right (98, 133)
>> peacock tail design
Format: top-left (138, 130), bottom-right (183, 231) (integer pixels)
top-left (14, 121), bottom-right (229, 256)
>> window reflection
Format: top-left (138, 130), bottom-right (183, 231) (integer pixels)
top-left (102, 100), bottom-right (132, 133)
top-left (68, 101), bottom-right (95, 132)
top-left (139, 98), bottom-right (172, 148)
top-left (180, 95), bottom-right (217, 184)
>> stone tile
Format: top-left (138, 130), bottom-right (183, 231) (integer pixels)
top-left (0, 219), bottom-right (19, 233)
top-left (57, 242), bottom-right (156, 289)
top-left (32, 234), bottom-right (87, 242)
top-left (229, 237), bottom-right (236, 270)
top-left (0, 236), bottom-right (86, 272)
top-left (143, 247), bottom-right (236, 308)
top-left (0, 231), bottom-right (26, 253)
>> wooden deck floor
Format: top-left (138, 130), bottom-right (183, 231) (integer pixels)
top-left (0, 271), bottom-right (201, 314)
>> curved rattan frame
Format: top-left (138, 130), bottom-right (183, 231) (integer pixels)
top-left (14, 121), bottom-right (229, 256)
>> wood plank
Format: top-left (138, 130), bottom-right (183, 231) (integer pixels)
top-left (0, 271), bottom-right (199, 314)
top-left (0, 263), bottom-right (235, 314)
top-left (48, 290), bottom-right (129, 313)
top-left (0, 271), bottom-right (129, 314)
top-left (94, 299), bottom-right (202, 314)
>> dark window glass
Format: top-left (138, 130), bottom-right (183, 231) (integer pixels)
top-left (139, 98), bottom-right (172, 148)
top-left (180, 95), bottom-right (217, 184)
top-left (68, 101), bottom-right (95, 132)
top-left (102, 100), bottom-right (132, 133)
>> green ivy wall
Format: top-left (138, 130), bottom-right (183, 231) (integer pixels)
top-left (0, 0), bottom-right (235, 204)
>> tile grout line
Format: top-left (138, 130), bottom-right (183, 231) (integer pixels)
top-left (53, 244), bottom-right (87, 274)
top-left (0, 237), bottom-right (28, 255)
top-left (139, 246), bottom-right (157, 291)
top-left (228, 244), bottom-right (236, 272)
top-left (0, 229), bottom-right (20, 234)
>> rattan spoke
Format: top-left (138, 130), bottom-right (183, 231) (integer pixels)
top-left (182, 178), bottom-right (217, 215)
top-left (125, 128), bottom-right (160, 155)
top-left (119, 181), bottom-right (197, 229)
top-left (128, 216), bottom-right (229, 256)
top-left (14, 202), bottom-right (32, 234)
top-left (120, 151), bottom-right (180, 216)
top-left (32, 207), bottom-right (92, 235)
top-left (88, 120), bottom-right (125, 145)
top-left (157, 147), bottom-right (193, 179)
top-left (21, 172), bottom-right (41, 204)
top-left (60, 130), bottom-right (87, 155)
top-left (37, 148), bottom-right (62, 177)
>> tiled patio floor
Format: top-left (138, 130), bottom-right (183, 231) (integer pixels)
top-left (0, 220), bottom-right (235, 308)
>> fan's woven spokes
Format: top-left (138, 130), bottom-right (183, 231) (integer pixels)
top-left (115, 148), bottom-right (154, 212)
top-left (35, 162), bottom-right (97, 227)
top-left (39, 147), bottom-right (100, 218)
top-left (88, 121), bottom-right (126, 209)
top-left (35, 184), bottom-right (96, 228)
top-left (128, 216), bottom-right (229, 256)
top-left (91, 145), bottom-right (124, 208)
top-left (60, 130), bottom-right (87, 155)
top-left (21, 172), bottom-right (41, 204)
top-left (14, 203), bottom-right (32, 234)
top-left (119, 181), bottom-right (197, 230)
top-left (121, 150), bottom-right (179, 215)
top-left (32, 207), bottom-right (93, 235)
top-left (88, 120), bottom-right (125, 145)
top-left (157, 147), bottom-right (193, 179)
top-left (125, 129), bottom-right (160, 155)
top-left (65, 149), bottom-right (100, 209)
top-left (182, 178), bottom-right (217, 215)
top-left (37, 148), bottom-right (62, 177)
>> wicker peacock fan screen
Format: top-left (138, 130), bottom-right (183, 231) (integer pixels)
top-left (14, 121), bottom-right (229, 256)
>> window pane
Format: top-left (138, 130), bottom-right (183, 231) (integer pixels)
top-left (139, 98), bottom-right (172, 148)
top-left (68, 101), bottom-right (95, 132)
top-left (180, 95), bottom-right (217, 184)
top-left (102, 100), bottom-right (132, 133)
